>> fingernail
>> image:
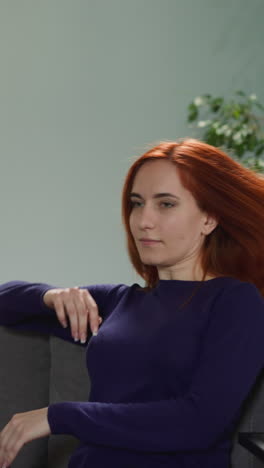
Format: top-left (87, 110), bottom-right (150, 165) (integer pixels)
top-left (2, 463), bottom-right (7, 468)
top-left (74, 336), bottom-right (79, 342)
top-left (93, 330), bottom-right (98, 336)
top-left (80, 335), bottom-right (87, 344)
top-left (62, 322), bottom-right (68, 328)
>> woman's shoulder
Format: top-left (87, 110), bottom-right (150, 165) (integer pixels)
top-left (210, 277), bottom-right (264, 328)
top-left (205, 276), bottom-right (263, 305)
top-left (216, 276), bottom-right (262, 296)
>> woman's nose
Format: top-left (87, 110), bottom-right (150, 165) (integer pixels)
top-left (138, 206), bottom-right (156, 228)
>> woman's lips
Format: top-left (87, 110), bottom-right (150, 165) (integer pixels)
top-left (140, 240), bottom-right (161, 246)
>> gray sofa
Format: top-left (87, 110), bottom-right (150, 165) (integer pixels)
top-left (1, 325), bottom-right (264, 468)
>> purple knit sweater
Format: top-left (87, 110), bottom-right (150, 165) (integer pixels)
top-left (0, 276), bottom-right (264, 468)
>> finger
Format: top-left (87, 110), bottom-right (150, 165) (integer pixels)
top-left (0, 423), bottom-right (23, 467)
top-left (53, 295), bottom-right (68, 328)
top-left (83, 290), bottom-right (100, 335)
top-left (63, 296), bottom-right (79, 341)
top-left (72, 293), bottom-right (88, 343)
top-left (3, 437), bottom-right (23, 467)
top-left (0, 421), bottom-right (12, 462)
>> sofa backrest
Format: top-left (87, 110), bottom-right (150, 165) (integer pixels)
top-left (0, 327), bottom-right (90, 468)
top-left (1, 325), bottom-right (264, 468)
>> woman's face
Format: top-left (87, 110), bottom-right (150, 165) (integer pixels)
top-left (129, 159), bottom-right (218, 280)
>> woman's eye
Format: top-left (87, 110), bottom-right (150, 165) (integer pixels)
top-left (130, 201), bottom-right (175, 208)
top-left (130, 201), bottom-right (141, 207)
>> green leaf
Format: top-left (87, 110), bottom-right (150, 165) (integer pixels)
top-left (210, 97), bottom-right (224, 112)
top-left (246, 134), bottom-right (257, 151)
top-left (187, 103), bottom-right (199, 122)
top-left (235, 144), bottom-right (246, 158)
top-left (255, 143), bottom-right (264, 156)
top-left (235, 90), bottom-right (246, 96)
top-left (256, 159), bottom-right (264, 168)
top-left (206, 129), bottom-right (220, 146)
top-left (255, 101), bottom-right (264, 111)
top-left (232, 108), bottom-right (241, 119)
top-left (188, 102), bottom-right (196, 111)
top-left (188, 111), bottom-right (198, 122)
top-left (242, 115), bottom-right (250, 123)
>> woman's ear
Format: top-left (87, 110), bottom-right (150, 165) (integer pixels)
top-left (202, 214), bottom-right (219, 236)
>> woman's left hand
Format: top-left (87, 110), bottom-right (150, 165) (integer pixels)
top-left (0, 407), bottom-right (51, 467)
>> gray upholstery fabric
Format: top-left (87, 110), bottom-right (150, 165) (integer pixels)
top-left (48, 336), bottom-right (90, 468)
top-left (1, 324), bottom-right (264, 467)
top-left (231, 369), bottom-right (264, 467)
top-left (0, 327), bottom-right (50, 468)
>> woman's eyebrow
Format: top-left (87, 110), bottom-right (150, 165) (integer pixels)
top-left (129, 192), bottom-right (181, 200)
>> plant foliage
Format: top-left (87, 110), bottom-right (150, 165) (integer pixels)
top-left (187, 90), bottom-right (264, 173)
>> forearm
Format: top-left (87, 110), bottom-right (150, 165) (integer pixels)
top-left (0, 280), bottom-right (55, 324)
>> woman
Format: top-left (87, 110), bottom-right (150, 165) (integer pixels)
top-left (0, 138), bottom-right (264, 468)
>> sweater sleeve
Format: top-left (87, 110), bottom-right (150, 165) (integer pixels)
top-left (0, 281), bottom-right (126, 344)
top-left (47, 282), bottom-right (264, 452)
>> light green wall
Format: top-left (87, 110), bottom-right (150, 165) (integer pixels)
top-left (0, 0), bottom-right (263, 287)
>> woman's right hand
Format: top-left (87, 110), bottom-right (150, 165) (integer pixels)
top-left (43, 287), bottom-right (103, 343)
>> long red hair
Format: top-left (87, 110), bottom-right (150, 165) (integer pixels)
top-left (121, 138), bottom-right (264, 296)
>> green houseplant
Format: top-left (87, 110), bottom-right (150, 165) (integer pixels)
top-left (187, 90), bottom-right (264, 174)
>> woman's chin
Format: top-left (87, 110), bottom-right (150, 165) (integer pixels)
top-left (140, 257), bottom-right (159, 266)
